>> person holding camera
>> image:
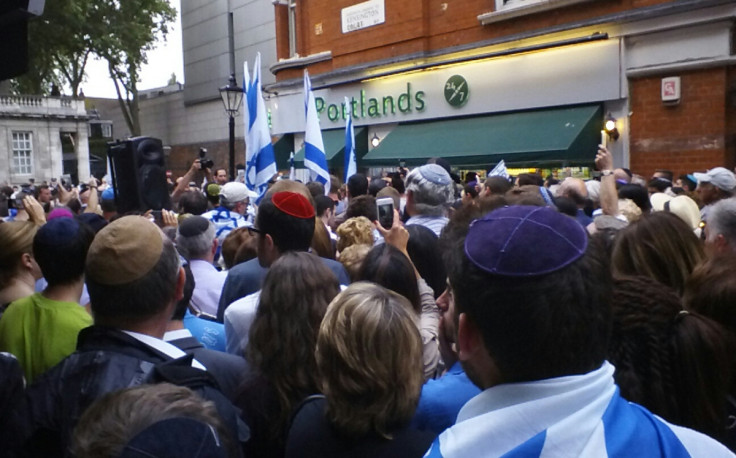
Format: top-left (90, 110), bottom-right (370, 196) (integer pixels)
top-left (171, 154), bottom-right (216, 204)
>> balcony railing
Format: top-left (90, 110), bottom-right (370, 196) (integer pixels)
top-left (0, 95), bottom-right (88, 119)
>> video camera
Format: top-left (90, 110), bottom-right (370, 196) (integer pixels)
top-left (198, 148), bottom-right (214, 170)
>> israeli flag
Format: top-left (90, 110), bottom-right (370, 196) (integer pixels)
top-left (303, 70), bottom-right (330, 194)
top-left (344, 97), bottom-right (357, 182)
top-left (243, 53), bottom-right (277, 199)
top-left (488, 159), bottom-right (509, 179)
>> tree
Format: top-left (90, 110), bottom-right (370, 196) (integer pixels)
top-left (13, 0), bottom-right (176, 137)
top-left (94, 0), bottom-right (176, 136)
top-left (15, 0), bottom-right (97, 96)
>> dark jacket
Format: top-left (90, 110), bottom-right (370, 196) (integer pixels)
top-left (22, 326), bottom-right (247, 457)
top-left (168, 334), bottom-right (250, 401)
top-left (217, 256), bottom-right (351, 321)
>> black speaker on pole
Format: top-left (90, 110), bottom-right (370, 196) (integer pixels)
top-left (107, 137), bottom-right (172, 214)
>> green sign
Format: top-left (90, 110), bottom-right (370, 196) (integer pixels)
top-left (444, 75), bottom-right (469, 107)
top-left (315, 83), bottom-right (426, 123)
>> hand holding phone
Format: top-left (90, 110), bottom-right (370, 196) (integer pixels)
top-left (376, 197), bottom-right (394, 230)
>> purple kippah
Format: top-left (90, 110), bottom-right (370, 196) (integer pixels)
top-left (464, 205), bottom-right (587, 277)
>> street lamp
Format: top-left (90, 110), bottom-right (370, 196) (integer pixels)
top-left (219, 73), bottom-right (243, 181)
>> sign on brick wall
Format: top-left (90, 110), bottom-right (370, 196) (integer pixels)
top-left (341, 0), bottom-right (385, 33)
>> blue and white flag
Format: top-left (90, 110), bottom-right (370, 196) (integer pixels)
top-left (343, 97), bottom-right (357, 182)
top-left (243, 53), bottom-right (277, 199)
top-left (289, 151), bottom-right (295, 180)
top-left (303, 70), bottom-right (330, 194)
top-left (424, 362), bottom-right (726, 457)
top-left (488, 159), bottom-right (509, 179)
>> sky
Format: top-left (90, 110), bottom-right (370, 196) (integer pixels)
top-left (80, 0), bottom-right (183, 99)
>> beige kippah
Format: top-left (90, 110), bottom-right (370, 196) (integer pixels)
top-left (86, 215), bottom-right (164, 285)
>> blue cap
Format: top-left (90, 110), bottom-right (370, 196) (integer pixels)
top-left (464, 206), bottom-right (587, 277)
top-left (418, 164), bottom-right (452, 186)
top-left (118, 417), bottom-right (227, 458)
top-left (101, 186), bottom-right (115, 201)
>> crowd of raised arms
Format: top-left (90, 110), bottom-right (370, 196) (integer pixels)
top-left (2, 146), bottom-right (736, 457)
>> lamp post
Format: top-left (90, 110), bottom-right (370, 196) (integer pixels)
top-left (219, 73), bottom-right (243, 181)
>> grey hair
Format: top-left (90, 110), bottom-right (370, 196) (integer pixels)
top-left (219, 195), bottom-right (242, 211)
top-left (706, 197), bottom-right (736, 249)
top-left (176, 221), bottom-right (216, 260)
top-left (405, 168), bottom-right (454, 216)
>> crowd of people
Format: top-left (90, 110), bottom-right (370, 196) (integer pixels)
top-left (1, 147), bottom-right (736, 457)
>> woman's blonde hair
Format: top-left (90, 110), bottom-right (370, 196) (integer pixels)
top-left (336, 217), bottom-right (374, 253)
top-left (0, 221), bottom-right (37, 288)
top-left (316, 282), bottom-right (423, 439)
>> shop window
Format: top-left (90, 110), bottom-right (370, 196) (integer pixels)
top-left (11, 131), bottom-right (33, 175)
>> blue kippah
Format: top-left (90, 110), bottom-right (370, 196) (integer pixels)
top-left (35, 217), bottom-right (81, 247)
top-left (418, 164), bottom-right (452, 185)
top-left (464, 206), bottom-right (587, 277)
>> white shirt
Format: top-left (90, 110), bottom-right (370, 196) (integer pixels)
top-left (188, 259), bottom-right (227, 318)
top-left (224, 291), bottom-right (261, 356)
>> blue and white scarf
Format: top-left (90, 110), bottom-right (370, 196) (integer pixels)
top-left (425, 362), bottom-right (733, 457)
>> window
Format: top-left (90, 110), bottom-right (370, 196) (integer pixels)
top-left (101, 122), bottom-right (112, 138)
top-left (496, 0), bottom-right (545, 11)
top-left (288, 0), bottom-right (297, 57)
top-left (11, 132), bottom-right (33, 175)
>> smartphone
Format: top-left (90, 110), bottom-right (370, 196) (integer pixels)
top-left (376, 197), bottom-right (394, 230)
top-left (151, 210), bottom-right (163, 224)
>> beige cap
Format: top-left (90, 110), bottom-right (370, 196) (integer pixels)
top-left (86, 215), bottom-right (164, 285)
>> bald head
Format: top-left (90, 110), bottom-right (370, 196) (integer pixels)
top-left (557, 178), bottom-right (588, 206)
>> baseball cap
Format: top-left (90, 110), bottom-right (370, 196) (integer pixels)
top-left (219, 182), bottom-right (257, 202)
top-left (693, 167), bottom-right (736, 192)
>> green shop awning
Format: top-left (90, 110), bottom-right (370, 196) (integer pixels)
top-left (362, 105), bottom-right (603, 168)
top-left (294, 127), bottom-right (367, 168)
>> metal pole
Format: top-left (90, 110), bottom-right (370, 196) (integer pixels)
top-left (229, 115), bottom-right (235, 182)
top-left (228, 12), bottom-right (235, 76)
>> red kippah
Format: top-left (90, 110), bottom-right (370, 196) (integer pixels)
top-left (272, 191), bottom-right (315, 219)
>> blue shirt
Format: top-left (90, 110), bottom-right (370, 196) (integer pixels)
top-left (183, 310), bottom-right (227, 352)
top-left (412, 362), bottom-right (481, 435)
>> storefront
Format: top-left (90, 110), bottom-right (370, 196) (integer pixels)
top-left (266, 36), bottom-right (626, 179)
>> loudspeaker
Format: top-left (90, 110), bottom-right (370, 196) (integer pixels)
top-left (107, 137), bottom-right (172, 214)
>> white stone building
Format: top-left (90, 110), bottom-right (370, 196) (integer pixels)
top-left (0, 95), bottom-right (90, 186)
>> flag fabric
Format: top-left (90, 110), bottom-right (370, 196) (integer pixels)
top-left (289, 151), bottom-right (295, 179)
top-left (488, 160), bottom-right (509, 179)
top-left (303, 70), bottom-right (330, 194)
top-left (243, 53), bottom-right (277, 199)
top-left (424, 362), bottom-right (722, 457)
top-left (343, 96), bottom-right (357, 182)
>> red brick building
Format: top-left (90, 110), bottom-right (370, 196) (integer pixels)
top-left (263, 0), bottom-right (736, 179)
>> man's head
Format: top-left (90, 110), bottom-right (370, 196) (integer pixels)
top-left (481, 176), bottom-right (512, 197)
top-left (447, 206), bottom-right (611, 388)
top-left (556, 177), bottom-right (588, 207)
top-left (695, 167), bottom-right (736, 206)
top-left (177, 190), bottom-right (208, 216)
top-left (33, 217), bottom-right (95, 287)
top-left (347, 174), bottom-right (368, 200)
top-left (704, 197), bottom-right (736, 255)
top-left (214, 169), bottom-right (228, 185)
top-left (218, 182), bottom-right (251, 214)
top-left (175, 216), bottom-right (217, 262)
top-left (85, 216), bottom-right (184, 332)
top-left (254, 191), bottom-right (315, 267)
top-left (314, 194), bottom-right (335, 227)
top-left (35, 185), bottom-right (51, 204)
top-left (404, 164), bottom-right (454, 217)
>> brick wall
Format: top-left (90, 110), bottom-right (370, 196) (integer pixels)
top-left (629, 68), bottom-right (731, 179)
top-left (276, 0), bottom-right (673, 79)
